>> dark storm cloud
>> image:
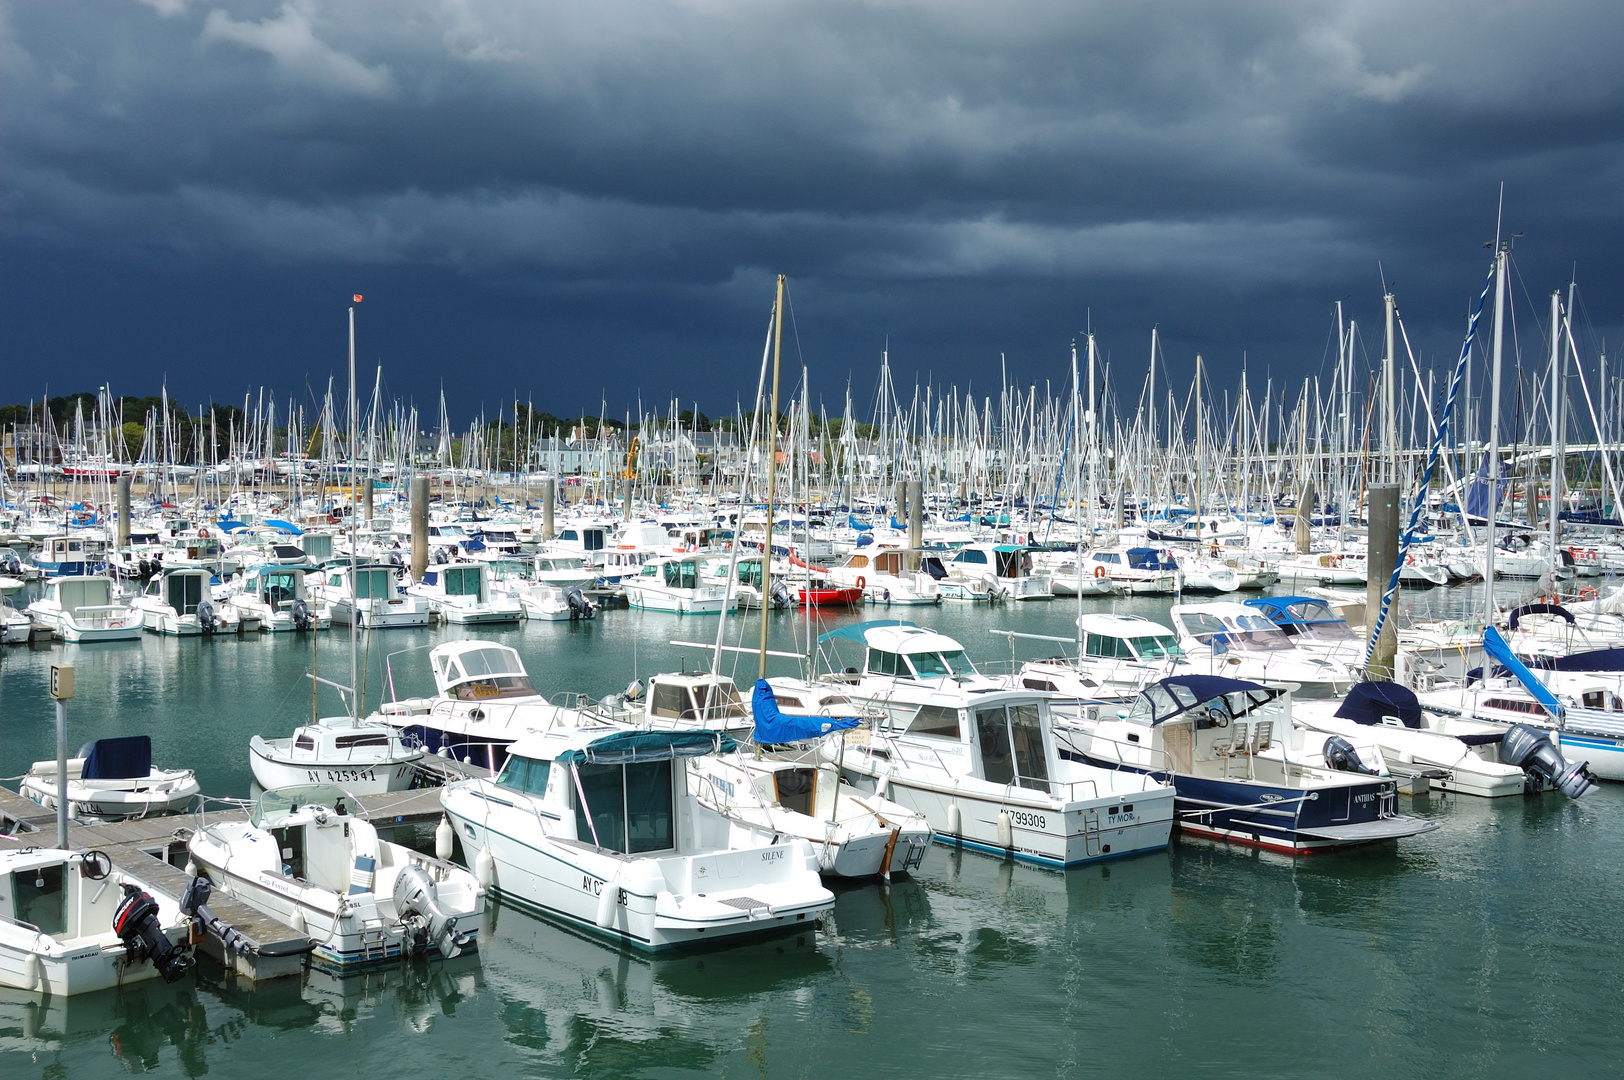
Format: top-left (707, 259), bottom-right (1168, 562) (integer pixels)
top-left (3, 0), bottom-right (1622, 416)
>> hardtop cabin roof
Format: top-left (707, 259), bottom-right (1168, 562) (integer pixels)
top-left (1076, 612), bottom-right (1177, 637)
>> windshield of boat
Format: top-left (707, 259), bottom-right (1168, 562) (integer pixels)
top-left (908, 650), bottom-right (978, 678)
top-left (1129, 635), bottom-right (1183, 659)
top-left (450, 646), bottom-right (537, 699)
top-left (692, 680), bottom-right (746, 718)
top-left (1182, 612), bottom-right (1293, 652)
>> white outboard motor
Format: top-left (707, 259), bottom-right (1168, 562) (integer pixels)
top-left (291, 598), bottom-right (312, 631)
top-left (393, 864), bottom-right (475, 958)
top-left (1323, 735), bottom-right (1379, 775)
top-left (564, 586), bottom-right (595, 621)
top-left (196, 598), bottom-right (220, 634)
top-left (769, 579), bottom-right (795, 608)
top-left (1498, 724), bottom-right (1595, 799)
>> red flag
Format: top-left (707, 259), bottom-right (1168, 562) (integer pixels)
top-left (353, 294), bottom-right (364, 302)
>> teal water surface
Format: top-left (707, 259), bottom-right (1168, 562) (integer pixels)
top-left (2, 587), bottom-right (1621, 1079)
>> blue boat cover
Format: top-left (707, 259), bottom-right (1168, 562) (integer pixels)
top-left (1482, 627), bottom-right (1563, 716)
top-left (847, 515), bottom-right (873, 531)
top-left (261, 518), bottom-right (303, 535)
top-left (1522, 647), bottom-right (1624, 673)
top-left (752, 680), bottom-right (860, 743)
top-left (556, 730), bottom-right (736, 766)
top-left (1136, 675), bottom-right (1273, 724)
top-left (1506, 603), bottom-right (1573, 630)
top-left (78, 735), bottom-right (152, 780)
top-left (1245, 596), bottom-right (1341, 625)
top-left (1334, 682), bottom-right (1422, 728)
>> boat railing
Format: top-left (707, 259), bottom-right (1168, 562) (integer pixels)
top-left (1055, 726), bottom-right (1176, 785)
top-left (71, 603), bottom-right (131, 628)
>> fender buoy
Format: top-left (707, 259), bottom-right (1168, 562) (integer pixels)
top-left (856, 575), bottom-right (866, 589)
top-left (1093, 565), bottom-right (1107, 579)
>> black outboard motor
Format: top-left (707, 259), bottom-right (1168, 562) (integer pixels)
top-left (291, 598), bottom-right (312, 631)
top-left (1323, 735), bottom-right (1379, 775)
top-left (180, 876), bottom-right (316, 958)
top-left (564, 586), bottom-right (595, 621)
top-left (196, 598), bottom-right (219, 634)
top-left (1498, 723), bottom-right (1595, 799)
top-left (113, 883), bottom-right (194, 983)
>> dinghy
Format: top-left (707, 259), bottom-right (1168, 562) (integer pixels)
top-left (22, 736), bottom-right (199, 821)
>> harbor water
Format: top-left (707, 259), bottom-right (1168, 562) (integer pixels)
top-left (3, 589), bottom-right (1622, 1078)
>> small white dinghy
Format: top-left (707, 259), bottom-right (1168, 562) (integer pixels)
top-left (0, 848), bottom-right (194, 995)
top-left (188, 786), bottom-right (483, 968)
top-left (22, 736), bottom-right (200, 821)
top-left (249, 716), bottom-right (424, 795)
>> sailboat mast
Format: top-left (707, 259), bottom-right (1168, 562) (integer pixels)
top-left (758, 274), bottom-right (785, 680)
top-left (1484, 244), bottom-right (1507, 623)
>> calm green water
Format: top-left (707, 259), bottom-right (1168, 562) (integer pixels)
top-left (3, 587), bottom-right (1622, 1079)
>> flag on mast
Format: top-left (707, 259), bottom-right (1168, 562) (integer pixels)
top-left (353, 294), bottom-right (363, 302)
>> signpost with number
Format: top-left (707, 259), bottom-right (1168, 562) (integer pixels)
top-left (50, 664), bottom-right (73, 847)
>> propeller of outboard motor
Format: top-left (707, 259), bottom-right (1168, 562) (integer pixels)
top-left (1498, 724), bottom-right (1595, 799)
top-left (196, 598), bottom-right (219, 634)
top-left (1323, 735), bottom-right (1379, 775)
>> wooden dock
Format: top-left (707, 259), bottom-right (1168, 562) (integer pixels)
top-left (0, 759), bottom-right (489, 982)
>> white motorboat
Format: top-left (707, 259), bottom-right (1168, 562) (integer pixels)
top-left (22, 736), bottom-right (200, 821)
top-left (25, 574), bottom-right (141, 643)
top-left (249, 715), bottom-right (425, 795)
top-left (1012, 613), bottom-right (1191, 698)
top-left (408, 561), bottom-right (522, 624)
top-left (1080, 546), bottom-right (1182, 595)
top-left (2, 597), bottom-right (37, 643)
top-left (810, 621), bottom-right (1177, 867)
top-left (311, 563), bottom-right (430, 628)
top-left (188, 786), bottom-right (483, 967)
top-left (440, 727), bottom-right (835, 950)
top-left (134, 567), bottom-right (244, 635)
top-left (0, 848), bottom-right (194, 994)
top-left (1291, 682), bottom-right (1532, 798)
top-left (224, 565), bottom-right (330, 632)
top-left (945, 544), bottom-right (1054, 600)
top-left (621, 555), bottom-right (735, 615)
top-left (516, 582), bottom-right (595, 621)
top-left (1056, 675), bottom-right (1439, 854)
top-left (1169, 600), bottom-right (1356, 696)
top-left (825, 547), bottom-right (941, 605)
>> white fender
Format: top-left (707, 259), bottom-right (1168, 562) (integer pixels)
top-left (595, 870), bottom-right (621, 930)
top-left (288, 906), bottom-right (307, 935)
top-left (473, 847), bottom-right (495, 889)
top-left (435, 816), bottom-right (454, 861)
top-left (996, 809), bottom-right (1013, 849)
top-left (947, 802), bottom-right (962, 837)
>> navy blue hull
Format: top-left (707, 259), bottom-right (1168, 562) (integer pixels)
top-left (401, 725), bottom-right (514, 773)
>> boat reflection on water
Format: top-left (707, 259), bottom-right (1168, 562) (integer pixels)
top-left (479, 894), bottom-right (832, 1068)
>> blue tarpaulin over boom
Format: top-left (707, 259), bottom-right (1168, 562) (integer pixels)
top-left (1482, 627), bottom-right (1563, 716)
top-left (557, 730), bottom-right (736, 765)
top-left (752, 681), bottom-right (861, 743)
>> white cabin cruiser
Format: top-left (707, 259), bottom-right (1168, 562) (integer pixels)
top-left (946, 544), bottom-right (1054, 601)
top-left (25, 574), bottom-right (141, 642)
top-left (250, 715), bottom-right (425, 795)
top-left (409, 562), bottom-right (523, 624)
top-left (621, 555), bottom-right (735, 615)
top-left (440, 728), bottom-right (834, 950)
top-left (1170, 601), bottom-right (1355, 695)
top-left (22, 736), bottom-right (200, 821)
top-left (808, 621), bottom-right (1177, 867)
top-left (0, 849), bottom-right (194, 994)
top-left (134, 567), bottom-right (244, 635)
top-left (826, 547), bottom-right (941, 605)
top-left (1081, 546), bottom-right (1182, 595)
top-left (224, 565), bottom-right (330, 632)
top-left (311, 563), bottom-right (430, 628)
top-left (188, 786), bottom-right (483, 967)
top-left (1012, 613), bottom-right (1190, 699)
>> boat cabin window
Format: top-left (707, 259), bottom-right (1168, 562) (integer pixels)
top-left (1483, 697), bottom-right (1548, 716)
top-left (264, 571), bottom-right (301, 606)
top-left (560, 529), bottom-right (578, 542)
top-left (956, 549), bottom-right (988, 565)
top-left (1181, 612), bottom-right (1290, 652)
top-left (663, 561), bottom-right (700, 589)
top-left (774, 694), bottom-right (804, 710)
top-left (908, 650), bottom-right (976, 678)
top-left (1130, 635), bottom-right (1182, 659)
top-left (1084, 633), bottom-right (1132, 659)
top-left (165, 573), bottom-right (204, 615)
top-left (875, 551), bottom-right (903, 575)
top-left (582, 529), bottom-right (607, 551)
top-left (867, 649), bottom-right (900, 676)
top-left (1023, 678), bottom-right (1060, 692)
top-left (352, 569), bottom-right (393, 599)
top-left (650, 681), bottom-right (688, 718)
top-left (573, 761), bottom-right (674, 854)
top-left (11, 863), bottom-right (67, 935)
top-left (774, 768), bottom-right (817, 816)
top-left (496, 754), bottom-right (552, 797)
top-left (442, 566), bottom-right (483, 597)
top-left (907, 705), bottom-right (962, 738)
top-left (692, 681), bottom-right (745, 718)
top-left (294, 734), bottom-right (317, 752)
top-left (737, 561), bottom-right (764, 587)
top-left (334, 733), bottom-right (389, 749)
top-left (449, 647), bottom-right (536, 700)
top-left (974, 704), bottom-right (1050, 791)
top-left (271, 825), bottom-right (306, 879)
top-left (847, 555), bottom-right (870, 569)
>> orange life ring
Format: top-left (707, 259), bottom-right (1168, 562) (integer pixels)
top-left (1093, 564), bottom-right (1107, 579)
top-left (856, 575), bottom-right (867, 589)
top-left (1581, 586), bottom-right (1599, 601)
top-left (198, 528), bottom-right (210, 538)
top-left (1405, 553), bottom-right (1414, 565)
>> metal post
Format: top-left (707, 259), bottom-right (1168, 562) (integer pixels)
top-left (115, 474), bottom-right (131, 552)
top-left (1364, 484), bottom-right (1400, 679)
top-left (907, 478), bottom-right (923, 568)
top-left (363, 480), bottom-right (374, 524)
top-left (542, 476), bottom-right (556, 541)
top-left (1295, 482), bottom-right (1314, 554)
top-left (411, 474), bottom-right (429, 582)
top-left (50, 664), bottom-right (73, 848)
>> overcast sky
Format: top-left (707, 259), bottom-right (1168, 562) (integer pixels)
top-left (4, 1), bottom-right (1621, 423)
